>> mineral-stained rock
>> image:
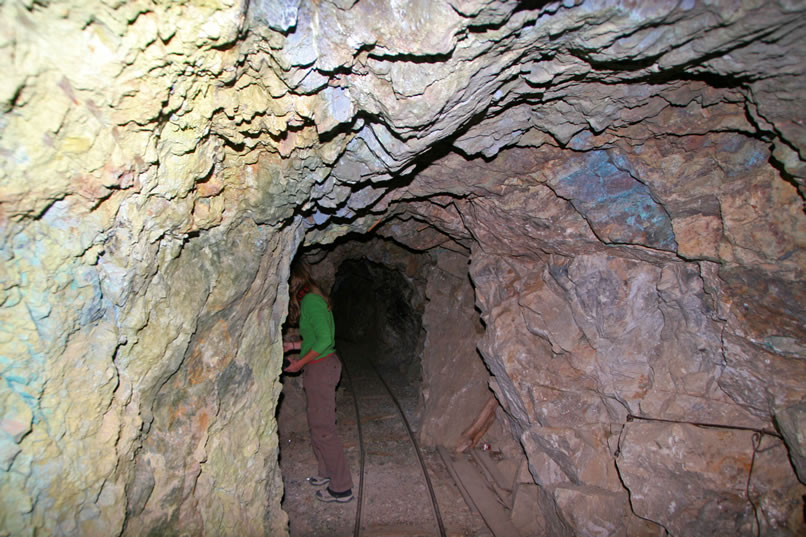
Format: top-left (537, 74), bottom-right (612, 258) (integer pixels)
top-left (462, 161), bottom-right (801, 532)
top-left (249, 0), bottom-right (302, 34)
top-left (522, 425), bottom-right (623, 492)
top-left (547, 150), bottom-right (677, 251)
top-left (114, 220), bottom-right (297, 537)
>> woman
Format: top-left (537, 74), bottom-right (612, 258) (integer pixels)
top-left (283, 261), bottom-right (354, 503)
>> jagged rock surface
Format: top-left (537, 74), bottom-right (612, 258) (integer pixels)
top-left (418, 249), bottom-right (491, 449)
top-left (387, 134), bottom-right (806, 535)
top-left (2, 0), bottom-right (805, 536)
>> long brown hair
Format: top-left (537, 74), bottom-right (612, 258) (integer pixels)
top-left (287, 260), bottom-right (329, 325)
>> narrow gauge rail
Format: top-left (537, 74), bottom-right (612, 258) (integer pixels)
top-left (341, 347), bottom-right (447, 537)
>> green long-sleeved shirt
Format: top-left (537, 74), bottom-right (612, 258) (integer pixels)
top-left (299, 293), bottom-right (336, 361)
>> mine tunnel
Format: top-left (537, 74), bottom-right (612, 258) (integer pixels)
top-left (3, 1), bottom-right (806, 537)
top-left (277, 239), bottom-right (515, 536)
top-left (331, 256), bottom-right (424, 378)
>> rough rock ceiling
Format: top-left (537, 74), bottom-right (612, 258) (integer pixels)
top-left (262, 0), bottom-right (806, 242)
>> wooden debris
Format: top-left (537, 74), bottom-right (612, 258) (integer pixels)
top-left (470, 449), bottom-right (512, 505)
top-left (456, 395), bottom-right (498, 453)
top-left (438, 446), bottom-right (522, 537)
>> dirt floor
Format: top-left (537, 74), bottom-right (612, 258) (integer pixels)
top-left (278, 341), bottom-right (494, 537)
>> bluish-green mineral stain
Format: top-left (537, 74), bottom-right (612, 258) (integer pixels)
top-left (554, 151), bottom-right (677, 251)
top-left (744, 148), bottom-right (765, 169)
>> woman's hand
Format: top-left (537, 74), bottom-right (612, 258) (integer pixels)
top-left (283, 357), bottom-right (304, 373)
top-left (282, 349), bottom-right (318, 373)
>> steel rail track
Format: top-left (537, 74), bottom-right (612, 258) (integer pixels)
top-left (341, 349), bottom-right (447, 537)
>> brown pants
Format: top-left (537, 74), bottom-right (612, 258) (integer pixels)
top-left (303, 356), bottom-right (353, 492)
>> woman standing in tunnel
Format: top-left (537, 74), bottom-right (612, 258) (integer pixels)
top-left (283, 261), bottom-right (354, 503)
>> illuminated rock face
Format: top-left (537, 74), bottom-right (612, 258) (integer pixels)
top-left (389, 136), bottom-right (806, 535)
top-left (1, 1), bottom-right (805, 536)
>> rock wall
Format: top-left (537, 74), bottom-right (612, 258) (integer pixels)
top-left (418, 249), bottom-right (491, 449)
top-left (3, 0), bottom-right (806, 535)
top-left (1, 1), bottom-right (308, 535)
top-left (385, 132), bottom-right (806, 535)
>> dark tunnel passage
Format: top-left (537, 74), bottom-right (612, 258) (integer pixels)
top-left (331, 258), bottom-right (425, 382)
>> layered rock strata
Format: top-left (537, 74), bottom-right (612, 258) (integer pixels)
top-left (2, 0), bottom-right (805, 536)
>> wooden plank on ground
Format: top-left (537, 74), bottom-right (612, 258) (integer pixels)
top-left (437, 446), bottom-right (476, 514)
top-left (470, 449), bottom-right (512, 501)
top-left (438, 447), bottom-right (522, 537)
